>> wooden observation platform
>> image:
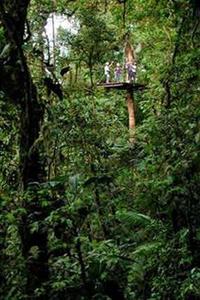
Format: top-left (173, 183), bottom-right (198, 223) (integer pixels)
top-left (97, 82), bottom-right (146, 91)
top-left (97, 40), bottom-right (146, 143)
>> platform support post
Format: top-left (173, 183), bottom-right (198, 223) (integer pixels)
top-left (126, 88), bottom-right (135, 143)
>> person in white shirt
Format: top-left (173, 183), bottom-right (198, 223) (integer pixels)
top-left (104, 62), bottom-right (113, 83)
top-left (132, 62), bottom-right (137, 82)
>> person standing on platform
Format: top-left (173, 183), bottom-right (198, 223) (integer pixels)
top-left (126, 61), bottom-right (137, 83)
top-left (104, 62), bottom-right (113, 83)
top-left (114, 63), bottom-right (122, 82)
top-left (132, 62), bottom-right (137, 82)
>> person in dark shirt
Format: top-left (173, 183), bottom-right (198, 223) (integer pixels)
top-left (114, 63), bottom-right (122, 82)
top-left (126, 61), bottom-right (137, 82)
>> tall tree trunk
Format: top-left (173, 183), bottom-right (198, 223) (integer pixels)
top-left (126, 89), bottom-right (135, 143)
top-left (89, 63), bottom-right (94, 87)
top-left (0, 1), bottom-right (49, 298)
top-left (88, 53), bottom-right (94, 88)
top-left (124, 39), bottom-right (136, 142)
top-left (19, 64), bottom-right (49, 298)
top-left (124, 40), bottom-right (135, 64)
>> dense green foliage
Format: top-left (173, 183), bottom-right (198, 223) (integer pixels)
top-left (0, 0), bottom-right (200, 299)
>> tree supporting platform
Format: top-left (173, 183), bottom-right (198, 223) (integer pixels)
top-left (97, 82), bottom-right (146, 91)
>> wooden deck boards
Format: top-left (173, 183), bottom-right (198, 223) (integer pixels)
top-left (97, 82), bottom-right (146, 91)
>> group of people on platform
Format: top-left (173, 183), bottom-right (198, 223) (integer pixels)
top-left (104, 61), bottom-right (137, 84)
